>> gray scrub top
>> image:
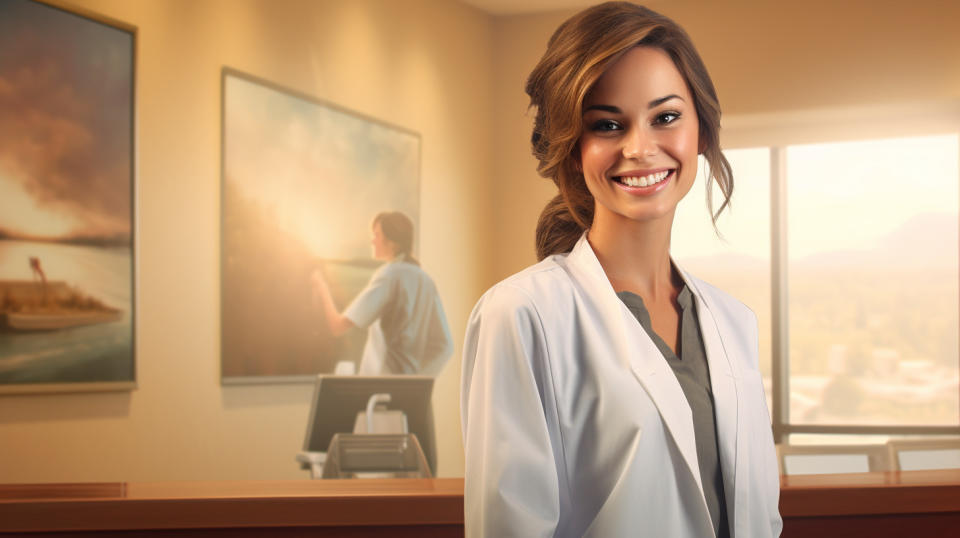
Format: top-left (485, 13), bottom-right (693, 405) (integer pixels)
top-left (343, 259), bottom-right (453, 375)
top-left (617, 284), bottom-right (730, 538)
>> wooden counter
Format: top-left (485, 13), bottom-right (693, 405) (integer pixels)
top-left (2, 471), bottom-right (959, 536)
top-left (0, 478), bottom-right (464, 537)
top-left (779, 468), bottom-right (960, 537)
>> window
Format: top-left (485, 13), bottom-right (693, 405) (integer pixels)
top-left (787, 135), bottom-right (959, 430)
top-left (673, 118), bottom-right (960, 443)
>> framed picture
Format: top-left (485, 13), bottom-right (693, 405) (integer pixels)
top-left (0, 0), bottom-right (136, 394)
top-left (221, 68), bottom-right (421, 383)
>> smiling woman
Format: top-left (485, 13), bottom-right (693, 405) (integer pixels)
top-left (460, 2), bottom-right (781, 537)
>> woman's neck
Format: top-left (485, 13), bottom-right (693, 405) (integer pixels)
top-left (587, 210), bottom-right (677, 302)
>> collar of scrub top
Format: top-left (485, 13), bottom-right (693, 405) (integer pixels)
top-left (563, 231), bottom-right (747, 529)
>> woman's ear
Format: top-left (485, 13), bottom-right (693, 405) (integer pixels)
top-left (698, 136), bottom-right (707, 155)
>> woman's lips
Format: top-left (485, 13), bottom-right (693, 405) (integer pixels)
top-left (612, 169), bottom-right (674, 193)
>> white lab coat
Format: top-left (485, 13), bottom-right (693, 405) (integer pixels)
top-left (461, 233), bottom-right (782, 537)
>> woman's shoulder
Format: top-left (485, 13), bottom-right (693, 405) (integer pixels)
top-left (472, 255), bottom-right (576, 318)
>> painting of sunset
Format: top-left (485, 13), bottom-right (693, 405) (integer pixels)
top-left (221, 70), bottom-right (420, 381)
top-left (0, 0), bottom-right (135, 392)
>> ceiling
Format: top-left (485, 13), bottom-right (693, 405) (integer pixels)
top-left (457, 0), bottom-right (597, 16)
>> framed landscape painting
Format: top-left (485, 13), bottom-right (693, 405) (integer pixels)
top-left (0, 0), bottom-right (136, 394)
top-left (221, 69), bottom-right (420, 383)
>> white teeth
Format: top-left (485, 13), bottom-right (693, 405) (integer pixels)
top-left (618, 170), bottom-right (670, 187)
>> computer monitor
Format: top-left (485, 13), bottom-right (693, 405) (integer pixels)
top-left (302, 375), bottom-right (437, 475)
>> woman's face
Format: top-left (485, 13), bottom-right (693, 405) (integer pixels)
top-left (579, 46), bottom-right (699, 227)
top-left (371, 221), bottom-right (395, 261)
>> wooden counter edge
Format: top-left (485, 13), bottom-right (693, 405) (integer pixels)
top-left (779, 470), bottom-right (960, 518)
top-left (5, 471), bottom-right (960, 532)
top-left (0, 479), bottom-right (465, 533)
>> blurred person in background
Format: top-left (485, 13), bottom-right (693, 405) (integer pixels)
top-left (312, 211), bottom-right (452, 376)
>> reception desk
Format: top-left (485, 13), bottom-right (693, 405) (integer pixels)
top-left (779, 469), bottom-right (960, 537)
top-left (2, 471), bottom-right (959, 536)
top-left (0, 479), bottom-right (464, 537)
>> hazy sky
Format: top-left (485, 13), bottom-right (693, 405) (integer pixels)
top-left (0, 0), bottom-right (132, 240)
top-left (673, 134), bottom-right (959, 264)
top-left (224, 74), bottom-right (420, 261)
top-left (788, 134), bottom-right (958, 259)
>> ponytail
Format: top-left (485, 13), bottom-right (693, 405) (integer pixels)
top-left (535, 193), bottom-right (593, 261)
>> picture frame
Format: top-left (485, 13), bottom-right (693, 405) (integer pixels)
top-left (220, 68), bottom-right (421, 384)
top-left (0, 0), bottom-right (137, 394)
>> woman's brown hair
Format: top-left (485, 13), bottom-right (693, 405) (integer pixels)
top-left (528, 1), bottom-right (732, 260)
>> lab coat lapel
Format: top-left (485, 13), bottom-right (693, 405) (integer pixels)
top-left (681, 270), bottom-right (742, 532)
top-left (565, 234), bottom-right (706, 500)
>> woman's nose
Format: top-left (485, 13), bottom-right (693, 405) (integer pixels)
top-left (622, 128), bottom-right (657, 159)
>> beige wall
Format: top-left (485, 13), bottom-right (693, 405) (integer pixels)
top-left (488, 0), bottom-right (960, 282)
top-left (489, 10), bottom-right (570, 282)
top-left (0, 0), bottom-right (492, 482)
top-left (3, 0), bottom-right (960, 485)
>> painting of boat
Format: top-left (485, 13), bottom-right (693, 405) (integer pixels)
top-left (0, 0), bottom-right (135, 392)
top-left (2, 309), bottom-right (122, 331)
top-left (1, 280), bottom-right (122, 331)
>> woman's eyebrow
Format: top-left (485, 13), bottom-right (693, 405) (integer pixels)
top-left (648, 94), bottom-right (683, 108)
top-left (583, 104), bottom-right (620, 114)
top-left (584, 94), bottom-right (684, 114)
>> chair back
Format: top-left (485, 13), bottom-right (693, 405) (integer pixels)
top-left (887, 438), bottom-right (960, 471)
top-left (778, 443), bottom-right (890, 475)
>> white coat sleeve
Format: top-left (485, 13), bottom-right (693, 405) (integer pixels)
top-left (460, 285), bottom-right (561, 538)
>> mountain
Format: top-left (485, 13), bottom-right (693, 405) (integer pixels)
top-left (795, 212), bottom-right (957, 270)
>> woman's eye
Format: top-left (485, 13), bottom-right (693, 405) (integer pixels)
top-left (654, 111), bottom-right (680, 125)
top-left (589, 119), bottom-right (621, 132)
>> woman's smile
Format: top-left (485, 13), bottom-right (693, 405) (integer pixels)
top-left (612, 168), bottom-right (674, 190)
